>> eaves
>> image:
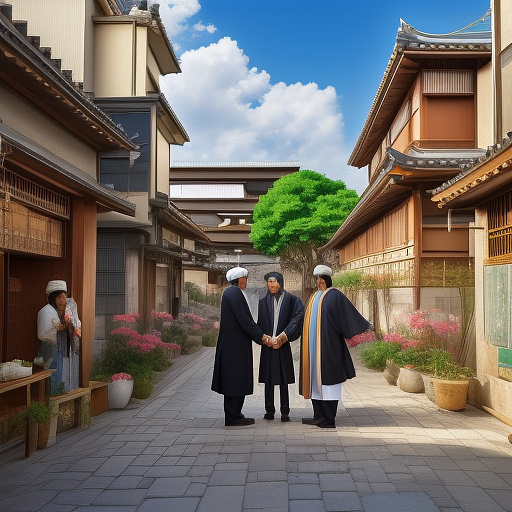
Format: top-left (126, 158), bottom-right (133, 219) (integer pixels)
top-left (0, 123), bottom-right (136, 217)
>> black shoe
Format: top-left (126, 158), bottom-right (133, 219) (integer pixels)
top-left (225, 417), bottom-right (255, 426)
top-left (264, 412), bottom-right (274, 420)
top-left (301, 417), bottom-right (321, 425)
top-left (281, 414), bottom-right (290, 422)
top-left (316, 420), bottom-right (336, 428)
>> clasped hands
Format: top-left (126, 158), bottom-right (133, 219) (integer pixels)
top-left (261, 333), bottom-right (287, 349)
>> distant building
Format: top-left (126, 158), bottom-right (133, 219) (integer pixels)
top-left (170, 161), bottom-right (300, 294)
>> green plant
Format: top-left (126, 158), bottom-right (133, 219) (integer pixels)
top-left (422, 348), bottom-right (475, 380)
top-left (391, 347), bottom-right (430, 369)
top-left (161, 325), bottom-right (187, 348)
top-left (359, 342), bottom-right (402, 371)
top-left (202, 330), bottom-right (218, 347)
top-left (24, 401), bottom-right (52, 424)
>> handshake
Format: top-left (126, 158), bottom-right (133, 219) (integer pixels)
top-left (262, 333), bottom-right (287, 349)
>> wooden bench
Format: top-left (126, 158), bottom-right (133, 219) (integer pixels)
top-left (89, 381), bottom-right (109, 417)
top-left (48, 387), bottom-right (90, 446)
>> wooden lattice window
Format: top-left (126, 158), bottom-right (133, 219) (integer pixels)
top-left (488, 192), bottom-right (512, 260)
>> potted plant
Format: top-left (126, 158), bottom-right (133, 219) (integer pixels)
top-left (108, 372), bottom-right (134, 409)
top-left (24, 401), bottom-right (53, 453)
top-left (423, 348), bottom-right (475, 411)
top-left (392, 348), bottom-right (427, 393)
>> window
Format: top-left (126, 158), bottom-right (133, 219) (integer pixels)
top-left (422, 70), bottom-right (475, 148)
top-left (484, 265), bottom-right (512, 348)
top-left (488, 193), bottom-right (512, 260)
top-left (100, 111), bottom-right (151, 192)
top-left (96, 231), bottom-right (125, 315)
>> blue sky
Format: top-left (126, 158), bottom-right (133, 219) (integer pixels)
top-left (158, 0), bottom-right (491, 194)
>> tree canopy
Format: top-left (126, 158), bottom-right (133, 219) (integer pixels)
top-left (250, 170), bottom-right (359, 288)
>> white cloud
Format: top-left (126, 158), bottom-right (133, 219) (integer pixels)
top-left (193, 22), bottom-right (216, 34)
top-left (161, 26), bottom-right (368, 194)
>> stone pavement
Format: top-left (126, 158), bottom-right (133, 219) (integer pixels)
top-left (1, 343), bottom-right (512, 512)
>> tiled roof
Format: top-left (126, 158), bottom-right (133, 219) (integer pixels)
top-left (397, 10), bottom-right (491, 50)
top-left (348, 11), bottom-right (492, 168)
top-left (430, 133), bottom-right (512, 206)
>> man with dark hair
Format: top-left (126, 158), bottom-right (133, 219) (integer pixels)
top-left (300, 265), bottom-right (371, 428)
top-left (257, 272), bottom-right (304, 422)
top-left (212, 266), bottom-right (271, 426)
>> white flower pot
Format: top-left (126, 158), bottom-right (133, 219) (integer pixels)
top-left (108, 379), bottom-right (134, 409)
top-left (397, 367), bottom-right (424, 393)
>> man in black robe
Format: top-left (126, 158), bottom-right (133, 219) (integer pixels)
top-left (257, 272), bottom-right (304, 422)
top-left (211, 266), bottom-right (271, 426)
top-left (299, 265), bottom-right (371, 428)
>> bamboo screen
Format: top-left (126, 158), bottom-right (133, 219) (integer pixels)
top-left (0, 167), bottom-right (68, 257)
top-left (488, 192), bottom-right (512, 260)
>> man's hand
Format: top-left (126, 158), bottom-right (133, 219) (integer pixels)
top-left (262, 334), bottom-right (273, 347)
top-left (272, 332), bottom-right (288, 349)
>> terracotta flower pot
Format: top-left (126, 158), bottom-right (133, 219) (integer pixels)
top-left (432, 378), bottom-right (469, 411)
top-left (397, 367), bottom-right (424, 393)
top-left (383, 359), bottom-right (400, 386)
top-left (108, 379), bottom-right (134, 409)
top-left (37, 421), bottom-right (50, 450)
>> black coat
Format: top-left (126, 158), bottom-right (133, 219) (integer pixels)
top-left (257, 291), bottom-right (304, 385)
top-left (300, 288), bottom-right (371, 396)
top-left (211, 285), bottom-right (264, 396)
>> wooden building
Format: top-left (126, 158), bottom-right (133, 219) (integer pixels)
top-left (430, 0), bottom-right (512, 423)
top-left (6, 1), bottom-right (210, 340)
top-left (0, 2), bottom-right (136, 386)
top-left (322, 11), bottom-right (491, 352)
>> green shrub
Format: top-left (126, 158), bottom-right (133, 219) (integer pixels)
top-left (161, 325), bottom-right (187, 348)
top-left (359, 342), bottom-right (401, 371)
top-left (391, 347), bottom-right (430, 368)
top-left (421, 348), bottom-right (475, 380)
top-left (202, 330), bottom-right (218, 347)
top-left (132, 367), bottom-right (154, 399)
top-left (24, 401), bottom-right (52, 424)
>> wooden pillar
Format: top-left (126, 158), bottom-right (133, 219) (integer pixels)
top-left (413, 189), bottom-right (422, 311)
top-left (71, 198), bottom-right (97, 389)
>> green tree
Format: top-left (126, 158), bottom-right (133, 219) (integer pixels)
top-left (250, 170), bottom-right (359, 297)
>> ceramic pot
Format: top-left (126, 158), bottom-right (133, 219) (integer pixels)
top-left (432, 378), bottom-right (469, 411)
top-left (397, 367), bottom-right (424, 393)
top-left (383, 360), bottom-right (400, 386)
top-left (108, 379), bottom-right (134, 409)
top-left (422, 374), bottom-right (435, 403)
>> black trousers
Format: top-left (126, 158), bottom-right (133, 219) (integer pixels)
top-left (311, 399), bottom-right (338, 424)
top-left (264, 384), bottom-right (290, 414)
top-left (224, 395), bottom-right (245, 421)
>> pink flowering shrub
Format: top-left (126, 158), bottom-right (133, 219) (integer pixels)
top-left (111, 372), bottom-right (132, 381)
top-left (112, 313), bottom-right (140, 324)
top-left (346, 331), bottom-right (376, 347)
top-left (392, 309), bottom-right (461, 354)
top-left (90, 311), bottom-right (182, 399)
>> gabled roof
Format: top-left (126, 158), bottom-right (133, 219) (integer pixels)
top-left (321, 147), bottom-right (485, 251)
top-left (348, 11), bottom-right (492, 169)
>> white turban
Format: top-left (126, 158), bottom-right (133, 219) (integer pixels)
top-left (46, 280), bottom-right (67, 296)
top-left (313, 265), bottom-right (332, 277)
top-left (226, 266), bottom-right (248, 282)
